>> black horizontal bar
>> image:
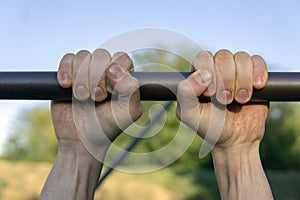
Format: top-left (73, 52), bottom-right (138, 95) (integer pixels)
top-left (0, 71), bottom-right (300, 101)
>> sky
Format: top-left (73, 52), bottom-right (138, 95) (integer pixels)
top-left (0, 0), bottom-right (300, 152)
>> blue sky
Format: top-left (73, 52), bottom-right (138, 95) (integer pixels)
top-left (0, 0), bottom-right (300, 151)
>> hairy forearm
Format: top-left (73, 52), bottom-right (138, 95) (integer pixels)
top-left (212, 141), bottom-right (273, 200)
top-left (39, 140), bottom-right (102, 200)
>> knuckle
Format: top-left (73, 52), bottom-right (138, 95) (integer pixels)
top-left (59, 53), bottom-right (74, 69)
top-left (193, 51), bottom-right (214, 66)
top-left (204, 50), bottom-right (214, 58)
top-left (74, 51), bottom-right (91, 74)
top-left (61, 53), bottom-right (75, 63)
top-left (113, 51), bottom-right (130, 61)
top-left (252, 54), bottom-right (263, 61)
top-left (92, 48), bottom-right (111, 58)
top-left (235, 51), bottom-right (250, 60)
top-left (112, 52), bottom-right (133, 67)
top-left (196, 50), bottom-right (213, 59)
top-left (113, 51), bottom-right (124, 56)
top-left (76, 50), bottom-right (91, 58)
top-left (252, 55), bottom-right (267, 67)
top-left (215, 49), bottom-right (233, 58)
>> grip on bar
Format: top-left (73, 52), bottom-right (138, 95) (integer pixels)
top-left (0, 71), bottom-right (300, 101)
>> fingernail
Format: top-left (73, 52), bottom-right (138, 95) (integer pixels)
top-left (76, 85), bottom-right (88, 99)
top-left (109, 64), bottom-right (125, 79)
top-left (236, 89), bottom-right (249, 102)
top-left (219, 90), bottom-right (232, 104)
top-left (93, 87), bottom-right (104, 101)
top-left (196, 70), bottom-right (212, 84)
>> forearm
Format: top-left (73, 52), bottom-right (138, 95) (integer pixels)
top-left (39, 140), bottom-right (103, 200)
top-left (212, 141), bottom-right (273, 200)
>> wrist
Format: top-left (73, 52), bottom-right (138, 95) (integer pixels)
top-left (58, 139), bottom-right (107, 164)
top-left (41, 141), bottom-right (103, 200)
top-left (212, 141), bottom-right (261, 188)
top-left (212, 141), bottom-right (273, 200)
top-left (212, 141), bottom-right (261, 186)
top-left (213, 140), bottom-right (260, 160)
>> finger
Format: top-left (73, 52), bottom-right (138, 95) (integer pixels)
top-left (73, 50), bottom-right (91, 100)
top-left (107, 52), bottom-right (133, 93)
top-left (252, 55), bottom-right (268, 89)
top-left (107, 64), bottom-right (142, 121)
top-left (214, 49), bottom-right (235, 105)
top-left (112, 52), bottom-right (133, 71)
top-left (234, 51), bottom-right (253, 104)
top-left (176, 70), bottom-right (212, 120)
top-left (57, 53), bottom-right (74, 88)
top-left (90, 48), bottom-right (111, 101)
top-left (193, 51), bottom-right (216, 96)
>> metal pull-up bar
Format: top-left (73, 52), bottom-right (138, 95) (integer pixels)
top-left (0, 71), bottom-right (300, 101)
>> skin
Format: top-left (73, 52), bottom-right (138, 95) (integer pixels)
top-left (39, 49), bottom-right (142, 200)
top-left (40, 49), bottom-right (273, 200)
top-left (176, 49), bottom-right (273, 199)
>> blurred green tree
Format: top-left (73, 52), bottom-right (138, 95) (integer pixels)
top-left (2, 105), bottom-right (57, 162)
top-left (261, 102), bottom-right (300, 169)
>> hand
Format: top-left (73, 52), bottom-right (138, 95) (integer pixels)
top-left (41, 49), bottom-right (142, 200)
top-left (176, 49), bottom-right (273, 199)
top-left (51, 49), bottom-right (142, 155)
top-left (176, 49), bottom-right (268, 150)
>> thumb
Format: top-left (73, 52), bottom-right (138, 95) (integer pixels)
top-left (176, 70), bottom-right (212, 127)
top-left (107, 64), bottom-right (142, 127)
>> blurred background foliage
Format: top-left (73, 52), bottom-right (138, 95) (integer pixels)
top-left (1, 49), bottom-right (300, 199)
top-left (2, 101), bottom-right (300, 170)
top-left (2, 106), bottom-right (57, 162)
